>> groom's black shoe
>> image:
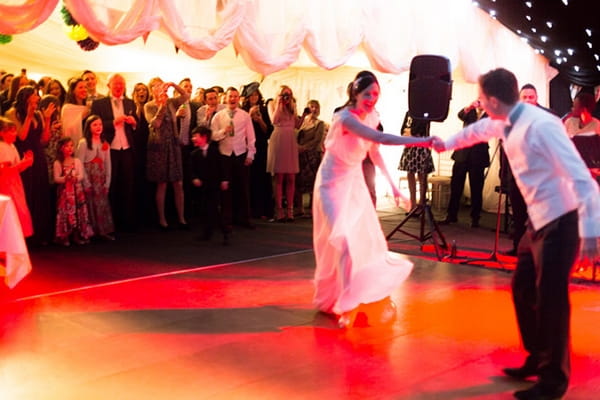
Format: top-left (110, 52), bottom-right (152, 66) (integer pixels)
top-left (503, 364), bottom-right (539, 380)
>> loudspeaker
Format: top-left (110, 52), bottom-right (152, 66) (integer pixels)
top-left (408, 55), bottom-right (452, 122)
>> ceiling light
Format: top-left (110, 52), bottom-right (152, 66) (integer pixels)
top-left (546, 21), bottom-right (553, 28)
top-left (525, 1), bottom-right (532, 7)
top-left (541, 35), bottom-right (548, 42)
top-left (517, 29), bottom-right (522, 34)
top-left (567, 48), bottom-right (574, 55)
top-left (489, 10), bottom-right (497, 17)
top-left (561, 0), bottom-right (568, 5)
top-left (562, 57), bottom-right (567, 62)
top-left (556, 58), bottom-right (563, 64)
top-left (574, 66), bottom-right (580, 72)
top-left (587, 42), bottom-right (593, 49)
top-left (554, 49), bottom-right (562, 56)
top-left (521, 37), bottom-right (529, 43)
top-left (531, 27), bottom-right (537, 33)
top-left (595, 54), bottom-right (599, 61)
top-left (526, 15), bottom-right (532, 21)
top-left (586, 29), bottom-right (592, 37)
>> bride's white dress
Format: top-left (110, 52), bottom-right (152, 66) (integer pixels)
top-left (312, 108), bottom-right (413, 315)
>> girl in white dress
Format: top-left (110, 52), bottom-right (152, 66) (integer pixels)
top-left (312, 71), bottom-right (434, 327)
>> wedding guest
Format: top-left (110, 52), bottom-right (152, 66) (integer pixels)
top-left (295, 99), bottom-right (325, 217)
top-left (0, 116), bottom-right (33, 237)
top-left (76, 115), bottom-right (115, 241)
top-left (9, 85), bottom-right (55, 245)
top-left (144, 77), bottom-right (189, 230)
top-left (90, 73), bottom-right (137, 232)
top-left (53, 137), bottom-right (94, 246)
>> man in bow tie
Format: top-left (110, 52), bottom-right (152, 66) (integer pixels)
top-left (433, 68), bottom-right (600, 400)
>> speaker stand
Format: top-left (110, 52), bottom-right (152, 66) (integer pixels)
top-left (458, 187), bottom-right (509, 270)
top-left (386, 201), bottom-right (448, 261)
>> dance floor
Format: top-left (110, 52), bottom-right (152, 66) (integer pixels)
top-left (1, 209), bottom-right (599, 399)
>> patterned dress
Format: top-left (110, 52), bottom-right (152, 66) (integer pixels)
top-left (398, 113), bottom-right (434, 174)
top-left (296, 118), bottom-right (325, 194)
top-left (76, 139), bottom-right (114, 236)
top-left (145, 97), bottom-right (186, 183)
top-left (54, 159), bottom-right (94, 240)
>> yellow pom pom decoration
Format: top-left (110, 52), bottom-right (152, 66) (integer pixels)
top-left (66, 25), bottom-right (89, 42)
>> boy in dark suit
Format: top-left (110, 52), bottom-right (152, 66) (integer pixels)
top-left (189, 126), bottom-right (231, 245)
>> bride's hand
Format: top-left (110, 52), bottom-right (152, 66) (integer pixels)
top-left (392, 185), bottom-right (411, 210)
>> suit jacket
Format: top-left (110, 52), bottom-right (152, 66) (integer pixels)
top-left (90, 96), bottom-right (137, 150)
top-left (189, 141), bottom-right (231, 190)
top-left (452, 108), bottom-right (490, 167)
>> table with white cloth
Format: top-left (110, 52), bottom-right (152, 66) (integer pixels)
top-left (0, 194), bottom-right (32, 289)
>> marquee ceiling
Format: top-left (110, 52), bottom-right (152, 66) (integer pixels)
top-left (476, 0), bottom-right (600, 87)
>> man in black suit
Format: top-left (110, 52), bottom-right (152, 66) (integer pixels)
top-left (90, 73), bottom-right (138, 232)
top-left (176, 78), bottom-right (201, 219)
top-left (441, 100), bottom-right (489, 227)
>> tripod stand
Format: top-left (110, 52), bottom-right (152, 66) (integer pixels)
top-left (386, 200), bottom-right (448, 260)
top-left (459, 185), bottom-right (508, 269)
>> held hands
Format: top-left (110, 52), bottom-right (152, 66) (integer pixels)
top-left (431, 136), bottom-right (446, 153)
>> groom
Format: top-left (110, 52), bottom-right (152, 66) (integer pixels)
top-left (433, 68), bottom-right (600, 400)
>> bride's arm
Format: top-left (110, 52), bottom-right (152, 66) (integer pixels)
top-left (341, 113), bottom-right (432, 147)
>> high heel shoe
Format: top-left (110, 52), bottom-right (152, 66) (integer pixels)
top-left (286, 207), bottom-right (294, 222)
top-left (270, 207), bottom-right (285, 223)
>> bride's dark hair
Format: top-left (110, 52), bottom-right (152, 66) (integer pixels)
top-left (344, 70), bottom-right (379, 107)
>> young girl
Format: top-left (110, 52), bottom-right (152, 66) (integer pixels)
top-left (53, 137), bottom-right (93, 246)
top-left (76, 115), bottom-right (115, 240)
top-left (0, 117), bottom-right (34, 237)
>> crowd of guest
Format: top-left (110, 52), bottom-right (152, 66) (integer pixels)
top-left (0, 68), bottom-right (328, 247)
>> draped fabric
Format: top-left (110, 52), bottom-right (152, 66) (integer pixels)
top-left (0, 0), bottom-right (58, 34)
top-left (1, 0), bottom-right (552, 82)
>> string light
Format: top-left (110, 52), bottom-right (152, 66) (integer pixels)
top-left (525, 1), bottom-right (532, 7)
top-left (546, 21), bottom-right (553, 28)
top-left (567, 48), bottom-right (574, 55)
top-left (541, 35), bottom-right (548, 42)
top-left (585, 29), bottom-right (592, 37)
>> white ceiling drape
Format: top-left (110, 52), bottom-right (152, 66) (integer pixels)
top-left (2, 0), bottom-right (553, 83)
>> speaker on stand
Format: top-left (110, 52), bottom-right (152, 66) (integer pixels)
top-left (387, 55), bottom-right (453, 260)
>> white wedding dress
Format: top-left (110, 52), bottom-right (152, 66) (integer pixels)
top-left (312, 108), bottom-right (413, 315)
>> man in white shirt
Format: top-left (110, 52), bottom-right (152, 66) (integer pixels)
top-left (211, 87), bottom-right (256, 231)
top-left (433, 68), bottom-right (600, 400)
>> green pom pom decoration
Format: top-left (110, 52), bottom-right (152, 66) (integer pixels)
top-left (61, 5), bottom-right (78, 26)
top-left (0, 34), bottom-right (13, 45)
